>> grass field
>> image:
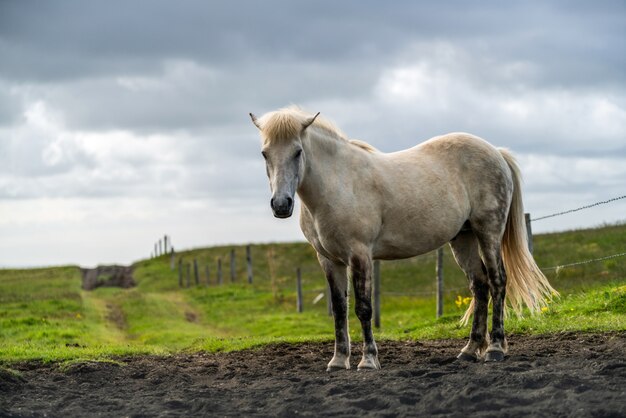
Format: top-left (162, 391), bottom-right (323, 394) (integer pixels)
top-left (0, 223), bottom-right (624, 363)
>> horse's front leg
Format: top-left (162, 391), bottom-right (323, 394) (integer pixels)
top-left (318, 254), bottom-right (350, 371)
top-left (350, 254), bottom-right (380, 370)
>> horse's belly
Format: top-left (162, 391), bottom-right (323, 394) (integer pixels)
top-left (373, 229), bottom-right (447, 259)
top-left (372, 209), bottom-right (466, 260)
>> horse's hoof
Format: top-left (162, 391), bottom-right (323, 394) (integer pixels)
top-left (357, 365), bottom-right (380, 371)
top-left (357, 356), bottom-right (381, 371)
top-left (457, 352), bottom-right (478, 362)
top-left (357, 363), bottom-right (380, 371)
top-left (484, 351), bottom-right (505, 362)
top-left (326, 355), bottom-right (350, 372)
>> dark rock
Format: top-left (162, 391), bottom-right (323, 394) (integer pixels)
top-left (81, 265), bottom-right (135, 290)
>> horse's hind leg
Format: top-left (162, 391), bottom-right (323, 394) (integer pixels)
top-left (318, 254), bottom-right (351, 371)
top-left (449, 231), bottom-right (490, 361)
top-left (350, 252), bottom-right (380, 370)
top-left (473, 227), bottom-right (508, 362)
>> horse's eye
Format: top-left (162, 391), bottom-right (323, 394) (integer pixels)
top-left (294, 149), bottom-right (302, 159)
top-left (261, 151), bottom-right (268, 160)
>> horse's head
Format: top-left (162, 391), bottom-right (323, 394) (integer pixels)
top-left (249, 110), bottom-right (319, 218)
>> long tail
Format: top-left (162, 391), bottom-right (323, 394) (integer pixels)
top-left (499, 149), bottom-right (558, 314)
top-left (462, 149), bottom-right (557, 324)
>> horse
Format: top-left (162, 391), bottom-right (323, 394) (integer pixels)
top-left (249, 106), bottom-right (556, 371)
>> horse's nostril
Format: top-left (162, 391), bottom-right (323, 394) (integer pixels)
top-left (271, 196), bottom-right (292, 213)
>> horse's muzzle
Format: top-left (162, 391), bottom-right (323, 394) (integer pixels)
top-left (271, 196), bottom-right (293, 218)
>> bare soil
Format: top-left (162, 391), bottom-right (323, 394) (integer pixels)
top-left (1, 332), bottom-right (625, 417)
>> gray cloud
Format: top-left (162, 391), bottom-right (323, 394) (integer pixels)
top-left (0, 81), bottom-right (24, 126)
top-left (16, 59), bottom-right (379, 133)
top-left (0, 0), bottom-right (624, 265)
top-left (2, 1), bottom-right (623, 138)
top-left (2, 1), bottom-right (624, 85)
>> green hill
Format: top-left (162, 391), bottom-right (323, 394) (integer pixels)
top-left (1, 223), bottom-right (625, 362)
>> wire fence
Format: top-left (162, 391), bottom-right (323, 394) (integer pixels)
top-left (540, 251), bottom-right (626, 272)
top-left (167, 194), bottom-right (624, 320)
top-left (529, 193), bottom-right (626, 271)
top-left (531, 194), bottom-right (626, 222)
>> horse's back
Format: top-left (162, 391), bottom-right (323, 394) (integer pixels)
top-left (384, 132), bottom-right (510, 193)
top-left (402, 132), bottom-right (504, 164)
top-left (418, 133), bottom-right (515, 231)
top-left (371, 133), bottom-right (513, 257)
top-left (395, 132), bottom-right (511, 186)
top-left (418, 132), bottom-right (513, 209)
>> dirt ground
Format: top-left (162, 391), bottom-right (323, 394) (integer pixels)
top-left (1, 332), bottom-right (625, 417)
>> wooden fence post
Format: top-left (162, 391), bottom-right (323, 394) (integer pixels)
top-left (163, 235), bottom-right (168, 254)
top-left (185, 263), bottom-right (191, 288)
top-left (373, 260), bottom-right (381, 329)
top-left (205, 265), bottom-right (210, 286)
top-left (170, 251), bottom-right (175, 271)
top-left (525, 213), bottom-right (534, 254)
top-left (230, 249), bottom-right (236, 282)
top-left (178, 258), bottom-right (183, 288)
top-left (217, 258), bottom-right (223, 285)
top-left (154, 243), bottom-right (158, 258)
top-left (436, 247), bottom-right (444, 318)
top-left (296, 268), bottom-right (303, 313)
top-left (246, 245), bottom-right (253, 284)
top-left (193, 259), bottom-right (199, 285)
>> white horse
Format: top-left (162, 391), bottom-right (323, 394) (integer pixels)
top-left (250, 106), bottom-right (556, 371)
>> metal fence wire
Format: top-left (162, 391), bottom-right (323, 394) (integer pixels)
top-left (541, 251), bottom-right (626, 272)
top-left (531, 194), bottom-right (626, 222)
top-left (530, 194), bottom-right (626, 271)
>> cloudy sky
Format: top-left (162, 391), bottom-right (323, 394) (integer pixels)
top-left (0, 1), bottom-right (624, 267)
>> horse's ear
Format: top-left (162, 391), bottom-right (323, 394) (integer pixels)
top-left (302, 112), bottom-right (320, 131)
top-left (249, 113), bottom-right (262, 130)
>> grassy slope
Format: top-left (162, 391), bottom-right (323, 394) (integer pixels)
top-left (0, 223), bottom-right (624, 362)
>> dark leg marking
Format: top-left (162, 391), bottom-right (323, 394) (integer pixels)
top-left (485, 259), bottom-right (506, 361)
top-left (318, 255), bottom-right (350, 371)
top-left (470, 274), bottom-right (490, 352)
top-left (330, 280), bottom-right (349, 359)
top-left (449, 232), bottom-right (490, 361)
top-left (350, 255), bottom-right (380, 370)
top-left (485, 260), bottom-right (508, 362)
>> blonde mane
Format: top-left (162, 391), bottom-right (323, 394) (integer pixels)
top-left (258, 106), bottom-right (378, 153)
